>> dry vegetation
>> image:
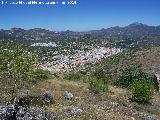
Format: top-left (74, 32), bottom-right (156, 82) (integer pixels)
top-left (29, 78), bottom-right (160, 120)
top-left (2, 45), bottom-right (160, 119)
top-left (93, 47), bottom-right (160, 83)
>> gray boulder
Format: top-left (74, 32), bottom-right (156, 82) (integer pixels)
top-left (0, 95), bottom-right (57, 120)
top-left (64, 107), bottom-right (83, 117)
top-left (143, 114), bottom-right (158, 120)
top-left (42, 91), bottom-right (54, 104)
top-left (16, 106), bottom-right (56, 120)
top-left (14, 95), bottom-right (32, 108)
top-left (0, 103), bottom-right (17, 120)
top-left (64, 91), bottom-right (74, 100)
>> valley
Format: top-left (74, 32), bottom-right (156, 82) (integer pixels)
top-left (1, 23), bottom-right (160, 120)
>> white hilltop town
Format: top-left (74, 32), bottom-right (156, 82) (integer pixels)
top-left (31, 42), bottom-right (57, 47)
top-left (37, 47), bottom-right (122, 73)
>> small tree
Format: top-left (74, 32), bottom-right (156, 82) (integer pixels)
top-left (0, 43), bottom-right (36, 98)
top-left (129, 80), bottom-right (154, 103)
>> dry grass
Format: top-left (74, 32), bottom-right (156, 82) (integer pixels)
top-left (27, 47), bottom-right (160, 119)
top-left (29, 79), bottom-right (149, 120)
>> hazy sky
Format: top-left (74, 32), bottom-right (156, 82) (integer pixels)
top-left (0, 0), bottom-right (160, 31)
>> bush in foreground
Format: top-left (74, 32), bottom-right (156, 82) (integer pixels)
top-left (89, 76), bottom-right (108, 94)
top-left (0, 43), bottom-right (52, 100)
top-left (116, 67), bottom-right (159, 92)
top-left (32, 69), bottom-right (52, 81)
top-left (0, 43), bottom-right (36, 98)
top-left (63, 71), bottom-right (83, 81)
top-left (89, 69), bottom-right (108, 94)
top-left (129, 80), bottom-right (154, 103)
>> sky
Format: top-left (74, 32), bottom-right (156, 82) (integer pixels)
top-left (0, 0), bottom-right (160, 31)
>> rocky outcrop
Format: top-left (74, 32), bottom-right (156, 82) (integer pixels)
top-left (16, 106), bottom-right (56, 120)
top-left (0, 103), bottom-right (56, 120)
top-left (0, 95), bottom-right (56, 120)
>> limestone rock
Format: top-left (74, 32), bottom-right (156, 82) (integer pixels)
top-left (64, 107), bottom-right (83, 117)
top-left (64, 91), bottom-right (74, 100)
top-left (42, 91), bottom-right (54, 104)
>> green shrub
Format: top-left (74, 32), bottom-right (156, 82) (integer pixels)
top-left (89, 76), bottom-right (108, 94)
top-left (63, 71), bottom-right (83, 81)
top-left (116, 67), bottom-right (144, 87)
top-left (32, 69), bottom-right (52, 81)
top-left (116, 67), bottom-right (158, 90)
top-left (129, 80), bottom-right (154, 103)
top-left (89, 69), bottom-right (108, 94)
top-left (0, 43), bottom-right (36, 98)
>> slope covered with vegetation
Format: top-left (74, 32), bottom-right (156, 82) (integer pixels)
top-left (93, 47), bottom-right (160, 82)
top-left (1, 25), bottom-right (160, 119)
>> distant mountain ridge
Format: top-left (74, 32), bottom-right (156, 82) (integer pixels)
top-left (1, 22), bottom-right (160, 47)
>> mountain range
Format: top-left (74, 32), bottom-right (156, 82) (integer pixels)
top-left (1, 22), bottom-right (160, 48)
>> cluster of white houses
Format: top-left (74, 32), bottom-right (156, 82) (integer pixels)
top-left (38, 47), bottom-right (122, 73)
